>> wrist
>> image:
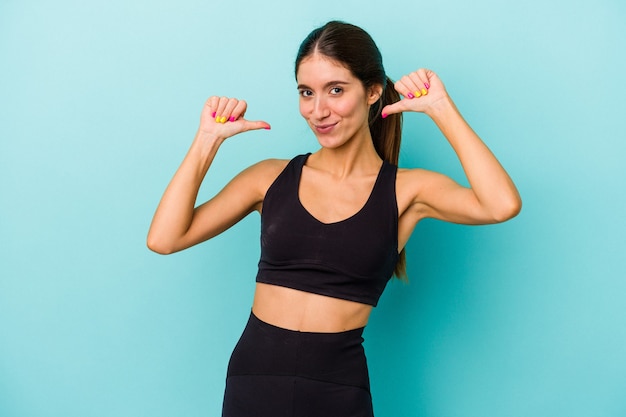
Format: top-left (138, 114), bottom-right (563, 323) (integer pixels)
top-left (189, 130), bottom-right (225, 163)
top-left (195, 129), bottom-right (226, 149)
top-left (195, 128), bottom-right (225, 144)
top-left (425, 95), bottom-right (456, 120)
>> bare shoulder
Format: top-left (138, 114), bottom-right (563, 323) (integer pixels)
top-left (396, 167), bottom-right (450, 192)
top-left (396, 167), bottom-right (429, 183)
top-left (241, 158), bottom-right (289, 186)
top-left (228, 158), bottom-right (289, 211)
top-left (395, 167), bottom-right (448, 215)
top-left (250, 158), bottom-right (290, 173)
top-left (396, 167), bottom-right (430, 194)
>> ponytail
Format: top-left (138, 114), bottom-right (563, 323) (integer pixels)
top-left (369, 77), bottom-right (407, 280)
top-left (370, 77), bottom-right (402, 165)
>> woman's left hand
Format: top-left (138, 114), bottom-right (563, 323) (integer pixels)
top-left (382, 69), bottom-right (449, 118)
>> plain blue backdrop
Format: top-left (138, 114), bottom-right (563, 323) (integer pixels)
top-left (1, 0), bottom-right (625, 416)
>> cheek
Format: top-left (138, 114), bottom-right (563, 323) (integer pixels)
top-left (335, 98), bottom-right (366, 118)
top-left (299, 100), bottom-right (311, 118)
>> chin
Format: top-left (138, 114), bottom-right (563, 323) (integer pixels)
top-left (315, 135), bottom-right (348, 149)
top-left (311, 129), bottom-right (352, 149)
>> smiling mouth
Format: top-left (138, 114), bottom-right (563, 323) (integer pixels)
top-left (314, 122), bottom-right (337, 133)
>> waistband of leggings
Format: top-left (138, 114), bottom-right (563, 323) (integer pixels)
top-left (249, 310), bottom-right (365, 339)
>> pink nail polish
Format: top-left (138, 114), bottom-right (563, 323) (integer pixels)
top-left (264, 126), bottom-right (271, 130)
top-left (407, 93), bottom-right (415, 99)
top-left (424, 82), bottom-right (430, 89)
top-left (382, 113), bottom-right (388, 119)
top-left (229, 116), bottom-right (236, 122)
top-left (211, 112), bottom-right (216, 118)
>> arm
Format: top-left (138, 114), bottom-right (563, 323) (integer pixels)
top-left (147, 96), bottom-right (272, 254)
top-left (384, 69), bottom-right (522, 225)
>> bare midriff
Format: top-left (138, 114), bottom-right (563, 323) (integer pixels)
top-left (252, 283), bottom-right (373, 333)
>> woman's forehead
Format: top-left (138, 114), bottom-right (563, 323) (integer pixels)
top-left (296, 54), bottom-right (354, 85)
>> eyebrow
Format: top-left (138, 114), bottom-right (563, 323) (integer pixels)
top-left (297, 80), bottom-right (350, 90)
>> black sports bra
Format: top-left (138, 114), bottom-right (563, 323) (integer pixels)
top-left (255, 153), bottom-right (399, 306)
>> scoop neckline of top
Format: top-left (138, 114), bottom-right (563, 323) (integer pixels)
top-left (296, 153), bottom-right (386, 226)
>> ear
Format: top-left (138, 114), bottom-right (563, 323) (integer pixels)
top-left (367, 84), bottom-right (383, 105)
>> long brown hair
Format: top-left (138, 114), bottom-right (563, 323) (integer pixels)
top-left (295, 21), bottom-right (407, 279)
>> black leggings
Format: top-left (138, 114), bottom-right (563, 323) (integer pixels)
top-left (222, 312), bottom-right (374, 417)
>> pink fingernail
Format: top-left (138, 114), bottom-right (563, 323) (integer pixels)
top-left (264, 126), bottom-right (271, 130)
top-left (382, 113), bottom-right (388, 119)
top-left (424, 82), bottom-right (430, 89)
top-left (407, 93), bottom-right (415, 99)
top-left (211, 112), bottom-right (216, 118)
top-left (229, 116), bottom-right (236, 122)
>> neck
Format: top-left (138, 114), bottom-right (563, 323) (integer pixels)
top-left (311, 132), bottom-right (382, 178)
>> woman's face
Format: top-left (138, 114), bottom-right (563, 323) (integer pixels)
top-left (296, 54), bottom-right (380, 149)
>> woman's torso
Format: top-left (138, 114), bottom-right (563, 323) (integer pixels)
top-left (250, 153), bottom-right (419, 332)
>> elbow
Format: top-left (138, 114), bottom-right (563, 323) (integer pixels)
top-left (146, 235), bottom-right (176, 255)
top-left (491, 194), bottom-right (522, 223)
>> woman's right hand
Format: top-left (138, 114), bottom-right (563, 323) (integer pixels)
top-left (198, 96), bottom-right (271, 141)
top-left (147, 96), bottom-right (272, 255)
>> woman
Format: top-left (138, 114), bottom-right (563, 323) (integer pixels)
top-left (148, 21), bottom-right (521, 417)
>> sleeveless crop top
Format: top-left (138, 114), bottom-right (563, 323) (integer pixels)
top-left (255, 153), bottom-right (399, 306)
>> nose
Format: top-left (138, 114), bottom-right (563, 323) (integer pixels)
top-left (312, 96), bottom-right (330, 120)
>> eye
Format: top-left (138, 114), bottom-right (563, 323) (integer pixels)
top-left (299, 89), bottom-right (313, 97)
top-left (330, 87), bottom-right (343, 95)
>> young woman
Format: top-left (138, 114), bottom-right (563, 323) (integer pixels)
top-left (148, 21), bottom-right (521, 417)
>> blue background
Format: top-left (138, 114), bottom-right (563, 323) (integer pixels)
top-left (1, 0), bottom-right (625, 416)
